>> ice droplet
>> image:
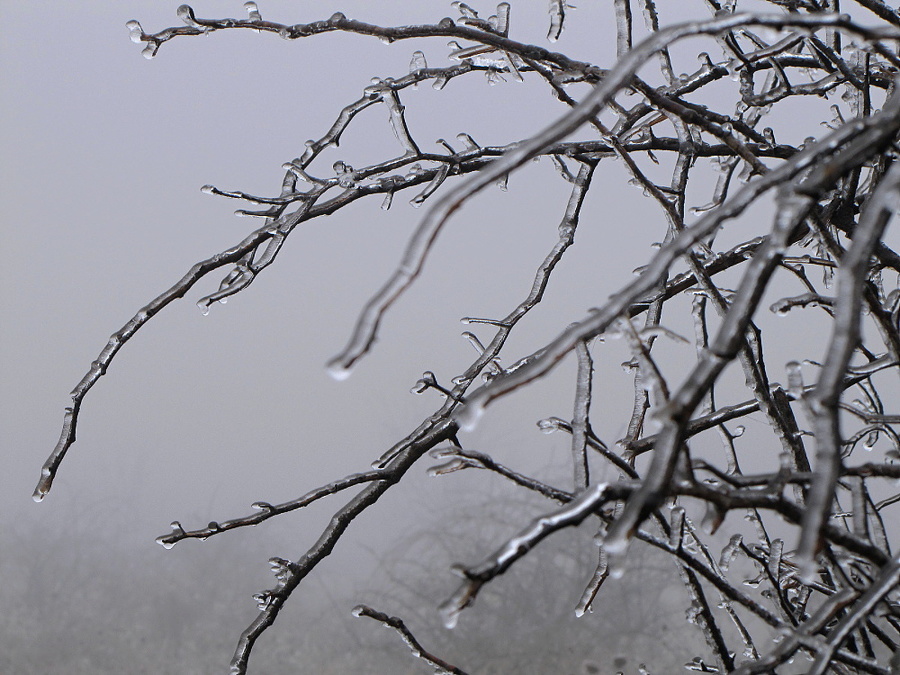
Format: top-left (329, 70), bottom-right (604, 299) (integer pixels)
top-left (196, 300), bottom-right (211, 315)
top-left (351, 604), bottom-right (365, 617)
top-left (432, 76), bottom-right (449, 90)
top-left (156, 536), bottom-right (176, 550)
top-left (200, 184), bottom-right (216, 194)
top-left (381, 191), bottom-right (394, 211)
top-left (329, 12), bottom-right (346, 24)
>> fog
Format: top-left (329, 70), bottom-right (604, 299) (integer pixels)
top-left (1, 2), bottom-right (843, 673)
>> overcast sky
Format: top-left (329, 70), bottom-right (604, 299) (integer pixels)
top-left (0, 2), bottom-right (827, 673)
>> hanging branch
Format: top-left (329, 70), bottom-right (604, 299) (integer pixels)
top-left (40, 3), bottom-right (900, 673)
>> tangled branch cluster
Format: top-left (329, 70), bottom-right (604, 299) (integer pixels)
top-left (38, 1), bottom-right (900, 672)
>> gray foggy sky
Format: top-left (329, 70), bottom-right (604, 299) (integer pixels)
top-left (0, 2), bottom-right (818, 672)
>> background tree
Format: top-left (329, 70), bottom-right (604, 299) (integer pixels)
top-left (21, 0), bottom-right (900, 672)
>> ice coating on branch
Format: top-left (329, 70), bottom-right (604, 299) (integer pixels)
top-left (537, 417), bottom-right (566, 433)
top-left (142, 41), bottom-right (159, 59)
top-left (493, 3), bottom-right (511, 35)
top-left (268, 556), bottom-right (291, 581)
top-left (785, 360), bottom-right (805, 397)
top-left (547, 0), bottom-right (566, 42)
top-left (156, 521), bottom-right (186, 550)
top-left (333, 161), bottom-right (356, 188)
top-left (452, 2), bottom-right (479, 20)
top-left (457, 133), bottom-right (479, 150)
top-left (410, 371), bottom-right (437, 394)
top-left (668, 506), bottom-right (685, 550)
top-left (126, 20), bottom-right (144, 44)
top-left (719, 534), bottom-right (743, 571)
top-left (177, 5), bottom-right (201, 27)
top-left (33, 468), bottom-right (52, 502)
top-left (767, 538), bottom-right (784, 582)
